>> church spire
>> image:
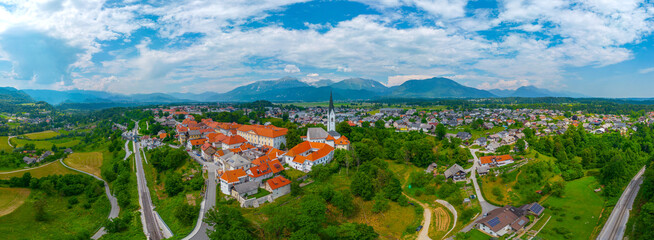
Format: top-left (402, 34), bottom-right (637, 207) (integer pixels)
top-left (329, 91), bottom-right (334, 113)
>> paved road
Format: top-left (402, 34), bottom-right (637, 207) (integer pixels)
top-left (59, 159), bottom-right (120, 239)
top-left (597, 166), bottom-right (646, 240)
top-left (0, 160), bottom-right (58, 175)
top-left (134, 141), bottom-right (164, 240)
top-left (184, 153), bottom-right (219, 240)
top-left (7, 136), bottom-right (14, 148)
top-left (124, 140), bottom-right (131, 160)
top-left (461, 148), bottom-right (499, 232)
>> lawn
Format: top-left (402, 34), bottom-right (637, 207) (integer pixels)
top-left (0, 161), bottom-right (79, 179)
top-left (22, 130), bottom-right (60, 140)
top-left (284, 167), bottom-right (307, 180)
top-left (63, 152), bottom-right (104, 178)
top-left (0, 190), bottom-right (110, 239)
top-left (458, 229), bottom-right (494, 240)
top-left (0, 187), bottom-right (30, 217)
top-left (0, 136), bottom-right (11, 152)
top-left (537, 176), bottom-right (605, 240)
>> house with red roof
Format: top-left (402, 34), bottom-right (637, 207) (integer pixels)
top-left (222, 135), bottom-right (248, 150)
top-left (220, 168), bottom-right (248, 195)
top-left (265, 176), bottom-right (291, 199)
top-left (236, 124), bottom-right (288, 149)
top-left (480, 155), bottom-right (514, 168)
top-left (283, 141), bottom-right (335, 172)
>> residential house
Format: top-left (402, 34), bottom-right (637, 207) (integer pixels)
top-left (444, 164), bottom-right (466, 182)
top-left (477, 206), bottom-right (530, 237)
top-left (265, 176), bottom-right (292, 199)
top-left (222, 135), bottom-right (248, 149)
top-left (480, 155), bottom-right (514, 168)
top-left (220, 169), bottom-right (248, 195)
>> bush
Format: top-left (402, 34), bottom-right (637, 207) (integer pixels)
top-left (371, 195), bottom-right (389, 213)
top-left (175, 203), bottom-right (200, 226)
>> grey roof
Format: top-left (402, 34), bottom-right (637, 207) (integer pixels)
top-left (444, 164), bottom-right (465, 178)
top-left (23, 157), bottom-right (36, 164)
top-left (224, 154), bottom-right (250, 169)
top-left (188, 130), bottom-right (201, 136)
top-left (307, 127), bottom-right (329, 140)
top-left (478, 165), bottom-right (490, 174)
top-left (327, 130), bottom-right (341, 138)
top-left (233, 181), bottom-right (260, 194)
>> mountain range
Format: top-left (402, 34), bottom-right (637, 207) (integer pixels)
top-left (4, 77), bottom-right (587, 105)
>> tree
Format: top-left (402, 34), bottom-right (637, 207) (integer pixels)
top-left (165, 173), bottom-right (184, 196)
top-left (291, 181), bottom-right (302, 196)
top-left (297, 195), bottom-right (326, 231)
top-left (372, 195), bottom-right (389, 213)
top-left (332, 190), bottom-right (355, 217)
top-left (34, 194), bottom-right (47, 221)
top-left (336, 121), bottom-right (352, 136)
top-left (374, 119), bottom-right (385, 129)
top-left (205, 205), bottom-right (255, 240)
top-left (324, 223), bottom-right (379, 240)
top-left (551, 180), bottom-right (566, 198)
top-left (515, 139), bottom-right (526, 153)
top-left (175, 203), bottom-right (199, 226)
top-left (436, 124), bottom-right (447, 140)
top-left (383, 177), bottom-right (402, 201)
top-left (351, 171), bottom-right (375, 200)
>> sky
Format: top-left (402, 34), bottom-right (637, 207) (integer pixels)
top-left (0, 0), bottom-right (653, 98)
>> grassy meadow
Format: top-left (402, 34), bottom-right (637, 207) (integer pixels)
top-left (63, 152), bottom-right (104, 178)
top-left (0, 161), bottom-right (78, 180)
top-left (0, 188), bottom-right (31, 218)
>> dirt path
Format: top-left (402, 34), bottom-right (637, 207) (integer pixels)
top-left (403, 193), bottom-right (432, 240)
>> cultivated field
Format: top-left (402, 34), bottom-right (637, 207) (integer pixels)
top-left (22, 130), bottom-right (60, 140)
top-left (0, 136), bottom-right (11, 152)
top-left (429, 206), bottom-right (452, 239)
top-left (0, 161), bottom-right (78, 179)
top-left (537, 176), bottom-right (605, 240)
top-left (0, 188), bottom-right (30, 217)
top-left (63, 152), bottom-right (103, 178)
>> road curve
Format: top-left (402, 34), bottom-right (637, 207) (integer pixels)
top-left (403, 193), bottom-right (432, 240)
top-left (7, 136), bottom-right (14, 148)
top-left (597, 166), bottom-right (646, 240)
top-left (461, 148), bottom-right (500, 232)
top-left (0, 160), bottom-right (58, 175)
top-left (183, 153), bottom-right (218, 240)
top-left (59, 159), bottom-right (120, 239)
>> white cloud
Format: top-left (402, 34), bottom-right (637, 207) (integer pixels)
top-left (307, 73), bottom-right (319, 77)
top-left (387, 75), bottom-right (434, 86)
top-left (284, 64), bottom-right (300, 73)
top-left (639, 67), bottom-right (654, 74)
top-left (477, 79), bottom-right (531, 90)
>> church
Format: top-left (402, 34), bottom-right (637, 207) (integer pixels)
top-left (283, 92), bottom-right (350, 172)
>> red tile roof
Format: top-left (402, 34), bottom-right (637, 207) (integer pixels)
top-left (237, 124), bottom-right (288, 138)
top-left (189, 138), bottom-right (207, 146)
top-left (220, 169), bottom-right (247, 183)
top-left (335, 135), bottom-right (350, 145)
top-left (286, 141), bottom-right (334, 163)
top-left (266, 176), bottom-right (291, 190)
top-left (223, 135), bottom-right (247, 145)
top-left (159, 133), bottom-right (168, 139)
top-left (480, 155), bottom-right (513, 165)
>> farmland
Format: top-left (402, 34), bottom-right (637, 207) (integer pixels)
top-left (21, 130), bottom-right (60, 140)
top-left (0, 188), bottom-right (30, 217)
top-left (0, 161), bottom-right (78, 180)
top-left (63, 152), bottom-right (104, 178)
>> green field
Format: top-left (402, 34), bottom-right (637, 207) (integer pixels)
top-left (63, 152), bottom-right (104, 178)
top-left (537, 176), bottom-right (605, 240)
top-left (0, 161), bottom-right (79, 180)
top-left (0, 188), bottom-right (30, 217)
top-left (10, 137), bottom-right (81, 150)
top-left (22, 130), bottom-right (60, 140)
top-left (0, 190), bottom-right (110, 239)
top-left (0, 136), bottom-right (11, 152)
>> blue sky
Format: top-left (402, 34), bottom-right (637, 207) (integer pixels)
top-left (0, 0), bottom-right (653, 97)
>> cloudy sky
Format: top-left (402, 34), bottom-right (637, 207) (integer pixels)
top-left (0, 0), bottom-right (653, 97)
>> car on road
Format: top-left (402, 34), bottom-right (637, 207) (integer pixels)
top-left (416, 225), bottom-right (423, 232)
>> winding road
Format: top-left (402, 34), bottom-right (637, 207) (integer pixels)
top-left (59, 159), bottom-right (119, 240)
top-left (183, 152), bottom-right (219, 240)
top-left (0, 160), bottom-right (58, 175)
top-left (597, 166), bottom-right (646, 240)
top-left (7, 136), bottom-right (14, 148)
top-left (461, 148), bottom-right (499, 232)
